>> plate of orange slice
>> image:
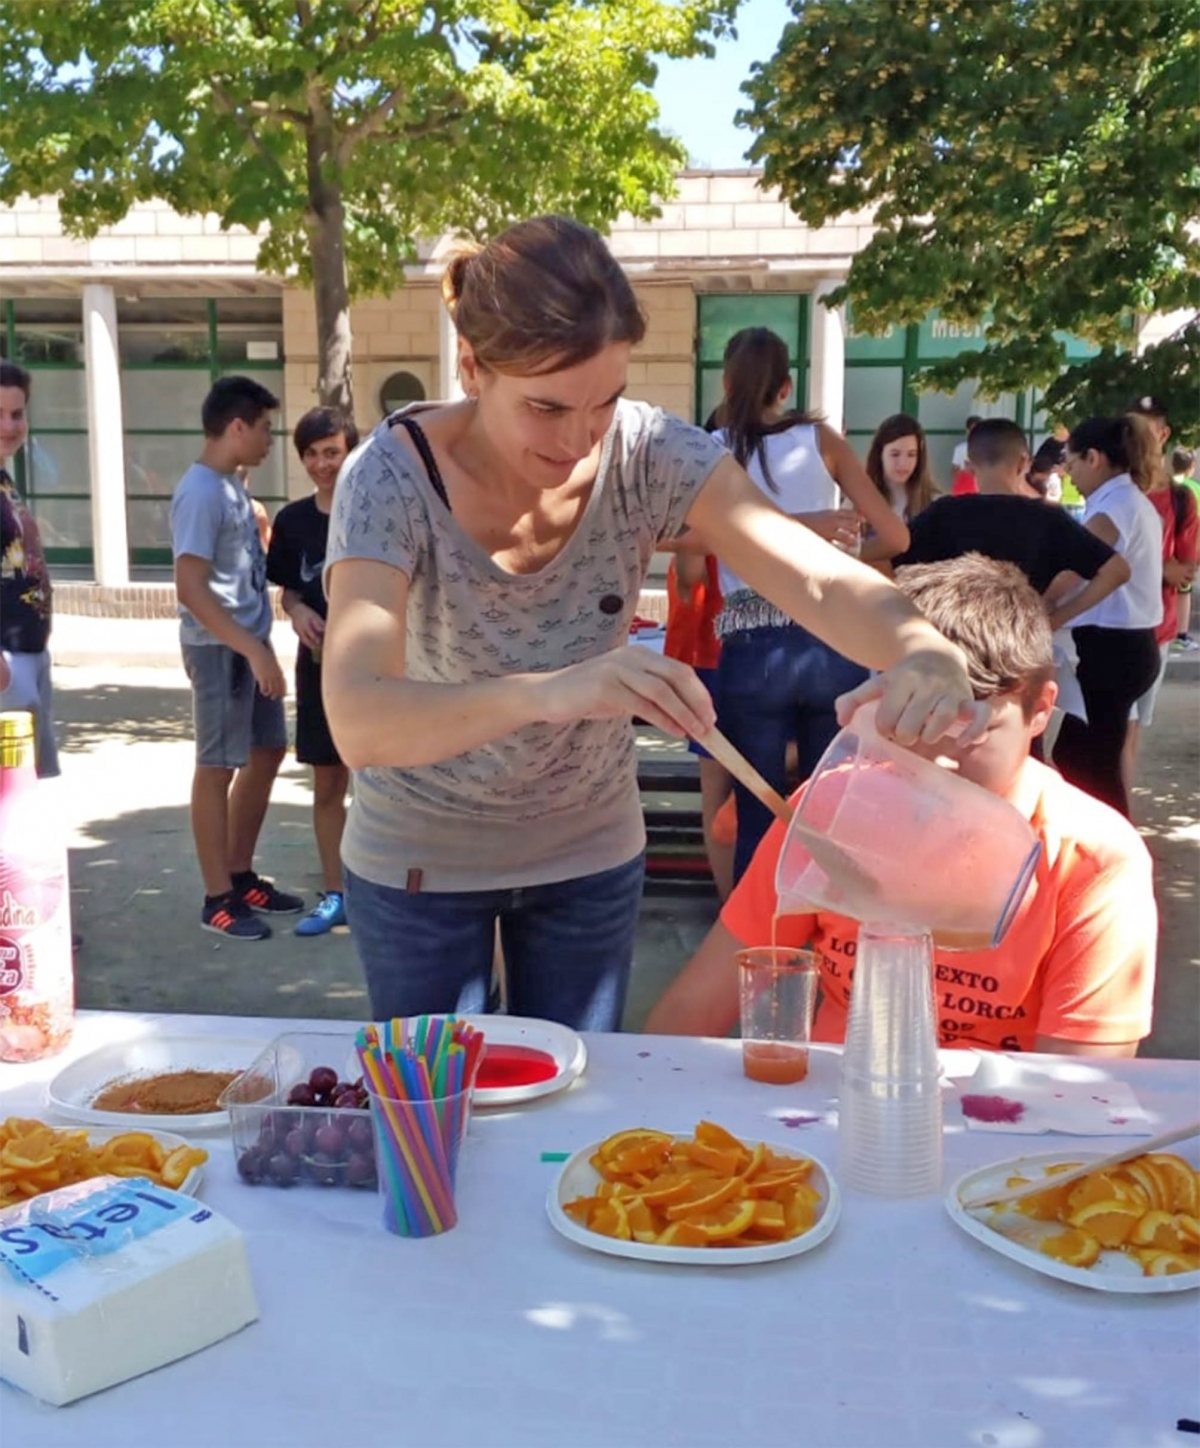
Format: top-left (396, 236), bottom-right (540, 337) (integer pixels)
top-left (547, 1121), bottom-right (841, 1266)
top-left (947, 1148), bottom-right (1200, 1293)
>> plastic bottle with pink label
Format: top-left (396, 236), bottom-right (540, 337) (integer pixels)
top-left (0, 710), bottom-right (73, 1062)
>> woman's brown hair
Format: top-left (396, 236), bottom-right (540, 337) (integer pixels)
top-left (865, 413), bottom-right (935, 519)
top-left (441, 216), bottom-right (645, 377)
top-left (714, 327), bottom-right (818, 493)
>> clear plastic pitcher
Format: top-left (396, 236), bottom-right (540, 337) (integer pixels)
top-left (774, 704), bottom-right (1040, 950)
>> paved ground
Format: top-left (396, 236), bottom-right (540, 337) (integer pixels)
top-left (45, 615), bottom-right (1199, 1056)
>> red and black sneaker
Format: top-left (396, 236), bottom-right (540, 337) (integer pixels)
top-left (201, 894), bottom-right (272, 941)
top-left (234, 871), bottom-right (305, 915)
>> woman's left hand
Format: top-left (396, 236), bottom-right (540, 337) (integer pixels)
top-left (835, 648), bottom-right (991, 746)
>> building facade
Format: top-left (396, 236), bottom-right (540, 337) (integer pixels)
top-left (0, 172), bottom-right (1121, 583)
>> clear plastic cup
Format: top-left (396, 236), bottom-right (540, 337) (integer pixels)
top-left (837, 926), bottom-right (943, 1197)
top-left (775, 702), bottom-right (1040, 950)
top-left (365, 1083), bottom-right (470, 1238)
top-left (737, 947), bottom-right (819, 1085)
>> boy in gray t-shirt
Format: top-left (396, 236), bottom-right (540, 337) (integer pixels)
top-left (170, 376), bottom-right (303, 940)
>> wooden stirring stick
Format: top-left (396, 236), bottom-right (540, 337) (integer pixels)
top-left (959, 1118), bottom-right (1200, 1213)
top-left (694, 726), bottom-right (794, 824)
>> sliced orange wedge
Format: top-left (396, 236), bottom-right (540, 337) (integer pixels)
top-left (1039, 1228), bottom-right (1101, 1268)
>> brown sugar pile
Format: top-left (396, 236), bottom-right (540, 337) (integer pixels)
top-left (91, 1069), bottom-right (239, 1116)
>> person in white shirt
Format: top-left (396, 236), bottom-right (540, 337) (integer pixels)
top-left (1053, 414), bottom-right (1164, 817)
top-left (951, 415), bottom-right (982, 472)
top-left (708, 327), bottom-right (909, 879)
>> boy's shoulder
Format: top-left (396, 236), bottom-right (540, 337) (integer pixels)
top-left (1029, 760), bottom-right (1151, 878)
top-left (172, 462), bottom-right (235, 504)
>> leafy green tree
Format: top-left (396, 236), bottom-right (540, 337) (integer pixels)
top-left (740, 0), bottom-right (1200, 431)
top-left (0, 0), bottom-right (735, 411)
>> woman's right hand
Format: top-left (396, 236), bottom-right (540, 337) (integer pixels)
top-left (537, 648), bottom-right (717, 739)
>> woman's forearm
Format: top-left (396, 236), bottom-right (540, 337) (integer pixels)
top-left (324, 670), bottom-right (545, 770)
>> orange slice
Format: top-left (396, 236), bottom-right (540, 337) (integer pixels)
top-left (1065, 1171), bottom-right (1140, 1216)
top-left (1117, 1160), bottom-right (1167, 1213)
top-left (1146, 1154), bottom-right (1198, 1215)
top-left (1039, 1228), bottom-right (1101, 1268)
top-left (676, 1141), bottom-right (744, 1177)
top-left (683, 1198), bottom-right (758, 1243)
top-left (1176, 1213), bottom-right (1200, 1246)
top-left (637, 1173), bottom-right (704, 1207)
top-left (1016, 1180), bottom-right (1078, 1222)
top-left (747, 1200), bottom-right (788, 1238)
top-left (1142, 1251), bottom-right (1198, 1278)
top-left (782, 1190), bottom-right (817, 1238)
top-left (694, 1121), bottom-right (748, 1155)
top-left (589, 1198), bottom-right (632, 1241)
top-left (623, 1196), bottom-right (660, 1244)
top-left (1130, 1210), bottom-right (1185, 1253)
top-left (655, 1222), bottom-right (709, 1248)
top-left (596, 1129), bottom-right (673, 1161)
top-left (665, 1176), bottom-right (740, 1221)
top-left (1067, 1198), bottom-right (1145, 1248)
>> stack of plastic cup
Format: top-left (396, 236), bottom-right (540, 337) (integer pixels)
top-left (837, 923), bottom-right (943, 1197)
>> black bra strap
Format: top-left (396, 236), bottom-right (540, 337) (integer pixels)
top-left (394, 415), bottom-right (451, 512)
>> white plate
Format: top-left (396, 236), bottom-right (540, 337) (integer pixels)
top-left (47, 1035), bottom-right (267, 1134)
top-left (946, 1150), bottom-right (1200, 1294)
top-left (547, 1134), bottom-right (841, 1266)
top-left (0, 1126), bottom-right (205, 1211)
top-left (459, 1015), bottom-right (587, 1108)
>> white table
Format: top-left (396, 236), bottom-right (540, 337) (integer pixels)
top-left (3, 1013), bottom-right (1198, 1448)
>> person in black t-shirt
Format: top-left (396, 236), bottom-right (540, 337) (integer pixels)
top-left (894, 419), bottom-right (1131, 625)
top-left (267, 407), bottom-right (360, 936)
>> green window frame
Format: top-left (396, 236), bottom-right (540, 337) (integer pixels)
top-left (694, 293), bottom-right (810, 426)
top-left (122, 297), bottom-right (286, 568)
top-left (2, 299), bottom-right (92, 567)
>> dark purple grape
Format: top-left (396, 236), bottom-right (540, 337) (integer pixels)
top-left (307, 1152), bottom-right (342, 1186)
top-left (333, 1089), bottom-right (360, 1110)
top-left (347, 1118), bottom-right (374, 1152)
top-left (309, 1066), bottom-right (338, 1098)
top-left (237, 1148), bottom-right (266, 1184)
top-left (288, 1082), bottom-right (317, 1107)
top-left (313, 1123), bottom-right (343, 1158)
top-left (345, 1153), bottom-right (376, 1189)
top-left (352, 1076), bottom-right (364, 1092)
top-left (284, 1128), bottom-right (307, 1159)
top-left (268, 1152), bottom-right (299, 1187)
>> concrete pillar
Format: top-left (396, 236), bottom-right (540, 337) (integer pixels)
top-left (82, 284), bottom-right (129, 585)
top-left (808, 279), bottom-right (847, 431)
top-left (438, 302), bottom-right (464, 401)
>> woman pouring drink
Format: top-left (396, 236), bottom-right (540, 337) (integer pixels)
top-left (323, 215), bottom-right (986, 1032)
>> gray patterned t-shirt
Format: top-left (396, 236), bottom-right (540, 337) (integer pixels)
top-left (326, 399), bottom-right (727, 891)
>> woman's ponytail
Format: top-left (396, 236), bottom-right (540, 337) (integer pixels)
top-left (1121, 411), bottom-right (1165, 493)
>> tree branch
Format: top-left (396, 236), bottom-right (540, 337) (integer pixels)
top-left (336, 85), bottom-right (406, 165)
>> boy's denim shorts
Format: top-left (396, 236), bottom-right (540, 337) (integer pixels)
top-left (182, 642), bottom-right (287, 769)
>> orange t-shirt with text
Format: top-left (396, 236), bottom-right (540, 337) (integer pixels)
top-left (721, 758), bottom-right (1156, 1052)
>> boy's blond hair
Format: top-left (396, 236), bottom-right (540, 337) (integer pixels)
top-left (894, 555), bottom-right (1054, 716)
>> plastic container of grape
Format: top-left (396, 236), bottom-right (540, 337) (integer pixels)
top-left (218, 1031), bottom-right (380, 1192)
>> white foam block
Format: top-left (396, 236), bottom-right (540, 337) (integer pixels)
top-left (0, 1174), bottom-right (258, 1406)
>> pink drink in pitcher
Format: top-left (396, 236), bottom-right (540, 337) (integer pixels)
top-left (0, 711), bottom-right (74, 1062)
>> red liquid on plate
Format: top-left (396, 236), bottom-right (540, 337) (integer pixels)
top-left (476, 1044), bottom-right (559, 1090)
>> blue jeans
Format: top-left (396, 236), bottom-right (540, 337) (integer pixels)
top-left (717, 624), bottom-right (868, 883)
top-left (344, 853), bottom-right (646, 1031)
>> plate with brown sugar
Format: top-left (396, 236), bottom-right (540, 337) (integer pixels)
top-left (47, 1034), bottom-right (273, 1134)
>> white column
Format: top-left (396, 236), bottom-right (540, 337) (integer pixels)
top-left (438, 301), bottom-right (464, 401)
top-left (807, 279), bottom-right (847, 431)
top-left (82, 284), bottom-right (129, 586)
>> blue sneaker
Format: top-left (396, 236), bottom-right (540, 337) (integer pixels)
top-left (294, 892), bottom-right (347, 937)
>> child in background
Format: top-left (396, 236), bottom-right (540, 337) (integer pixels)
top-left (646, 555), bottom-right (1156, 1057)
top-left (1172, 445), bottom-right (1199, 650)
top-left (267, 407), bottom-right (360, 935)
top-left (1053, 416), bottom-right (1164, 818)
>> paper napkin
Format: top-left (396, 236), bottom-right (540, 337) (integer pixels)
top-left (956, 1053), bottom-right (1152, 1135)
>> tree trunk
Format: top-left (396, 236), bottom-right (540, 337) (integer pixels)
top-left (305, 132), bottom-right (354, 416)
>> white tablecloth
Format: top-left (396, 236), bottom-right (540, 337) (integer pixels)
top-left (2, 1012), bottom-right (1198, 1448)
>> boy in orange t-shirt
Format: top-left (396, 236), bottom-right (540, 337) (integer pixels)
top-left (646, 555), bottom-right (1156, 1056)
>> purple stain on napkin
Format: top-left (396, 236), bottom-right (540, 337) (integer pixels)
top-left (1091, 1096), bottom-right (1110, 1105)
top-left (1110, 1116), bottom-right (1129, 1126)
top-left (636, 1051), bottom-right (651, 1059)
top-left (778, 1113), bottom-right (821, 1129)
top-left (961, 1093), bottom-right (1027, 1124)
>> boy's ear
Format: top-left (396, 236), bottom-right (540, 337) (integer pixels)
top-left (1028, 679), bottom-right (1058, 739)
